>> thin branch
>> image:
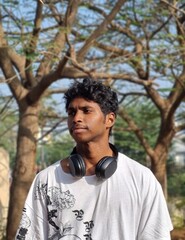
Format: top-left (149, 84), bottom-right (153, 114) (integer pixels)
top-left (77, 0), bottom-right (126, 62)
top-left (25, 0), bottom-right (43, 87)
top-left (61, 66), bottom-right (155, 85)
top-left (118, 107), bottom-right (155, 159)
top-left (118, 92), bottom-right (148, 104)
top-left (0, 48), bottom-right (27, 103)
top-left (37, 117), bottom-right (67, 142)
top-left (0, 96), bottom-right (14, 115)
top-left (175, 122), bottom-right (185, 133)
top-left (0, 122), bottom-right (18, 139)
top-left (39, 0), bottom-right (45, 4)
top-left (43, 88), bottom-right (68, 97)
top-left (36, 0), bottom-right (80, 80)
top-left (160, 0), bottom-right (185, 15)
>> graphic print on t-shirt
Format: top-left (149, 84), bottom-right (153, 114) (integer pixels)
top-left (16, 183), bottom-right (94, 239)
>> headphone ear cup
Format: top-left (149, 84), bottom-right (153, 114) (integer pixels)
top-left (95, 157), bottom-right (117, 179)
top-left (69, 154), bottom-right (86, 177)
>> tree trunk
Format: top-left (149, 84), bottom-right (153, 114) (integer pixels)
top-left (151, 153), bottom-right (168, 198)
top-left (151, 142), bottom-right (170, 199)
top-left (150, 116), bottom-right (175, 199)
top-left (6, 104), bottom-right (39, 240)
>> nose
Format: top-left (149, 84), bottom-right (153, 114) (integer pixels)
top-left (72, 110), bottom-right (82, 123)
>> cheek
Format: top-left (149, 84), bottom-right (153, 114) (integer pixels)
top-left (67, 118), bottom-right (72, 129)
top-left (90, 116), bottom-right (106, 128)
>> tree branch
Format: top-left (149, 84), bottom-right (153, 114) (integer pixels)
top-left (76, 0), bottom-right (126, 62)
top-left (24, 0), bottom-right (43, 88)
top-left (8, 49), bottom-right (26, 84)
top-left (118, 107), bottom-right (155, 159)
top-left (175, 121), bottom-right (185, 133)
top-left (36, 0), bottom-right (80, 80)
top-left (0, 47), bottom-right (27, 103)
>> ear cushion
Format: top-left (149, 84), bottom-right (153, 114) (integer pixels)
top-left (69, 144), bottom-right (118, 179)
top-left (95, 156), bottom-right (117, 179)
top-left (69, 154), bottom-right (86, 177)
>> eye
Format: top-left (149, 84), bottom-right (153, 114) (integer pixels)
top-left (83, 107), bottom-right (92, 113)
top-left (67, 109), bottom-right (75, 116)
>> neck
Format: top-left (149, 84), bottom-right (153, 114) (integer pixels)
top-left (76, 142), bottom-right (113, 166)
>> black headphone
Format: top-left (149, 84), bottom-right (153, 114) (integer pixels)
top-left (68, 143), bottom-right (118, 179)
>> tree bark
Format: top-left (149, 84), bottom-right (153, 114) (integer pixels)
top-left (6, 104), bottom-right (39, 240)
top-left (151, 149), bottom-right (168, 198)
top-left (151, 122), bottom-right (175, 199)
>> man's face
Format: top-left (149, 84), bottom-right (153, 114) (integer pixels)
top-left (67, 97), bottom-right (115, 144)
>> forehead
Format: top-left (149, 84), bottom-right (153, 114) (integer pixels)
top-left (68, 97), bottom-right (100, 109)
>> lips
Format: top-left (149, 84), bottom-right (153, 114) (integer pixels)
top-left (71, 125), bottom-right (87, 133)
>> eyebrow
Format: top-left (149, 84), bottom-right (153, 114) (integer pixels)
top-left (67, 104), bottom-right (94, 110)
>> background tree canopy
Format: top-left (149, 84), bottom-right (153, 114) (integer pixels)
top-left (0, 0), bottom-right (185, 238)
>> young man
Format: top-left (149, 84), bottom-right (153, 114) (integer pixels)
top-left (16, 78), bottom-right (173, 239)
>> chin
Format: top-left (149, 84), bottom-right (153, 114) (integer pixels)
top-left (75, 139), bottom-right (89, 144)
top-left (73, 137), bottom-right (91, 144)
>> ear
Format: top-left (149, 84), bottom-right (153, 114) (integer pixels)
top-left (105, 112), bottom-right (116, 128)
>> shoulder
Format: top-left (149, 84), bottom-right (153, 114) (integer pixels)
top-left (117, 153), bottom-right (169, 212)
top-left (27, 161), bottom-right (62, 198)
top-left (117, 152), bottom-right (160, 193)
top-left (117, 152), bottom-right (154, 176)
top-left (33, 161), bottom-right (61, 183)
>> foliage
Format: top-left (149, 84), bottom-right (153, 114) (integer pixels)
top-left (115, 115), bottom-right (147, 164)
top-left (168, 171), bottom-right (185, 197)
top-left (0, 96), bottom-right (18, 167)
top-left (36, 133), bottom-right (74, 168)
top-left (115, 98), bottom-right (160, 164)
top-left (167, 146), bottom-right (185, 197)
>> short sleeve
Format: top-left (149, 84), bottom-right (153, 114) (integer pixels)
top-left (138, 179), bottom-right (173, 240)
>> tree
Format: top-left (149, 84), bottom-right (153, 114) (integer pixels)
top-left (0, 1), bottom-right (126, 238)
top-left (0, 0), bottom-right (185, 238)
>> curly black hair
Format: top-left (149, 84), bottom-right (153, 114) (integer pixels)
top-left (64, 78), bottom-right (118, 116)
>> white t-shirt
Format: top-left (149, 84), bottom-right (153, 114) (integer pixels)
top-left (16, 152), bottom-right (173, 240)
